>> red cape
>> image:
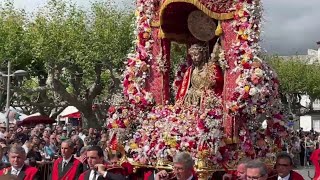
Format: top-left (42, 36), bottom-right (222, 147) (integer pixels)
top-left (0, 165), bottom-right (38, 180)
top-left (311, 149), bottom-right (320, 180)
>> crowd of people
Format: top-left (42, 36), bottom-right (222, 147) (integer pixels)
top-left (0, 123), bottom-right (316, 180)
top-left (286, 128), bottom-right (320, 167)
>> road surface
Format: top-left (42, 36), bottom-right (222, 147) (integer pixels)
top-left (296, 166), bottom-right (314, 179)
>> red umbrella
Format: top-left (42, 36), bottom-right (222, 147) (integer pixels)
top-left (17, 115), bottom-right (55, 126)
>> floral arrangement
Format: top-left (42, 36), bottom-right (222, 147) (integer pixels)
top-left (107, 106), bottom-right (134, 129)
top-left (125, 103), bottom-right (231, 166)
top-left (113, 0), bottom-right (288, 170)
top-left (123, 0), bottom-right (161, 107)
top-left (229, 0), bottom-right (281, 117)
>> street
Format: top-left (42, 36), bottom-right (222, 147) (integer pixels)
top-left (296, 166), bottom-right (314, 180)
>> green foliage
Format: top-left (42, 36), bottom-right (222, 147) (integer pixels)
top-left (267, 55), bottom-right (320, 111)
top-left (0, 0), bottom-right (134, 126)
top-left (170, 42), bottom-right (187, 72)
top-left (268, 55), bottom-right (320, 97)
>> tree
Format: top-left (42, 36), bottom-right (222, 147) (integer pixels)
top-left (267, 55), bottom-right (320, 114)
top-left (0, 1), bottom-right (33, 110)
top-left (0, 0), bottom-right (134, 127)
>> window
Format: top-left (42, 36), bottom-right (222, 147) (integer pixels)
top-left (313, 119), bottom-right (320, 132)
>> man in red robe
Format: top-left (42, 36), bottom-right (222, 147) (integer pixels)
top-left (49, 139), bottom-right (83, 180)
top-left (311, 149), bottom-right (320, 180)
top-left (0, 145), bottom-right (39, 180)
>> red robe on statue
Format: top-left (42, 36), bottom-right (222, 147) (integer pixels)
top-left (175, 63), bottom-right (224, 111)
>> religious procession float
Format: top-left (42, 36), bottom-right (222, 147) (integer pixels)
top-left (106, 0), bottom-right (288, 178)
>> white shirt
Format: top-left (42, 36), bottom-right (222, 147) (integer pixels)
top-left (278, 174), bottom-right (290, 180)
top-left (11, 165), bottom-right (24, 176)
top-left (62, 156), bottom-right (73, 170)
top-left (89, 170), bottom-right (99, 180)
top-left (63, 156), bottom-right (72, 164)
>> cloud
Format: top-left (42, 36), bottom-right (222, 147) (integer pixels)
top-left (261, 0), bottom-right (320, 55)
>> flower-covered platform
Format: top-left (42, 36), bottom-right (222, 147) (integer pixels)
top-left (106, 0), bottom-right (289, 178)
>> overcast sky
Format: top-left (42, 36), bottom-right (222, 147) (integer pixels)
top-left (4, 0), bottom-right (320, 55)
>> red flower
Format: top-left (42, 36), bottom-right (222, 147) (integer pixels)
top-left (242, 62), bottom-right (251, 69)
top-left (188, 141), bottom-right (195, 149)
top-left (197, 119), bottom-right (205, 130)
top-left (208, 110), bottom-right (216, 117)
top-left (242, 92), bottom-right (250, 99)
top-left (107, 123), bottom-right (112, 128)
top-left (108, 106), bottom-right (116, 114)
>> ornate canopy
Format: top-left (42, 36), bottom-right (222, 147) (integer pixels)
top-left (156, 0), bottom-right (235, 42)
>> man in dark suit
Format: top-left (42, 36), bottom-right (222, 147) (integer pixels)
top-left (49, 139), bottom-right (83, 180)
top-left (145, 152), bottom-right (197, 180)
top-left (269, 152), bottom-right (304, 180)
top-left (0, 145), bottom-right (39, 180)
top-left (79, 146), bottom-right (128, 180)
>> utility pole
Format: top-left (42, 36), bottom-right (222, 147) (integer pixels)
top-left (5, 61), bottom-right (11, 132)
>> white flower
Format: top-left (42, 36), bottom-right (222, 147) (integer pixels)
top-left (112, 113), bottom-right (118, 119)
top-left (254, 68), bottom-right (263, 77)
top-left (249, 87), bottom-right (257, 96)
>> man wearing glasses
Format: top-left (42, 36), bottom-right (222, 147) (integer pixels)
top-left (245, 160), bottom-right (268, 180)
top-left (145, 152), bottom-right (196, 180)
top-left (272, 152), bottom-right (304, 180)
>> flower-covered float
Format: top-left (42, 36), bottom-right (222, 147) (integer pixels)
top-left (107, 0), bottom-right (289, 178)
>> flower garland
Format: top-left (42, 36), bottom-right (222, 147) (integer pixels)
top-left (229, 0), bottom-right (280, 117)
top-left (230, 0), bottom-right (287, 157)
top-left (123, 0), bottom-right (160, 107)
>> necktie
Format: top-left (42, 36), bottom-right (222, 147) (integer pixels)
top-left (92, 170), bottom-right (97, 180)
top-left (62, 161), bottom-right (68, 171)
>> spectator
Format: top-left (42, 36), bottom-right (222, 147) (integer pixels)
top-left (0, 146), bottom-right (10, 170)
top-left (26, 144), bottom-right (43, 167)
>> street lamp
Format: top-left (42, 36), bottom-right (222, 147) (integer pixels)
top-left (0, 61), bottom-right (28, 132)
